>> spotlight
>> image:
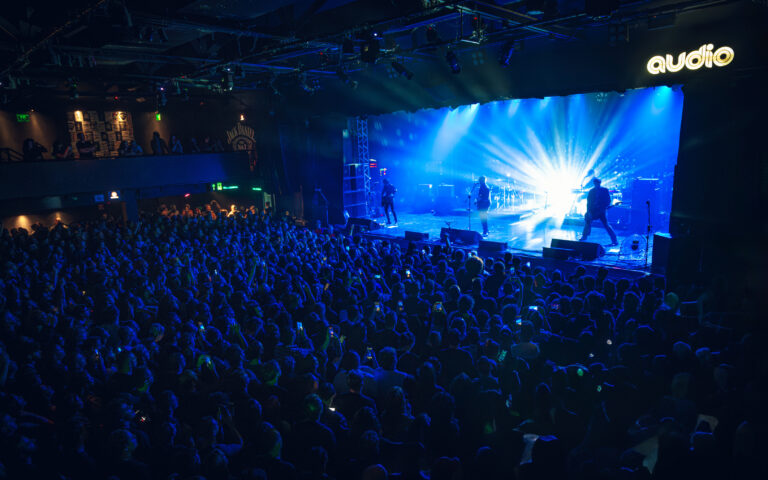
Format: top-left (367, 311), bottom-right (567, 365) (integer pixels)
top-left (499, 42), bottom-right (515, 66)
top-left (300, 73), bottom-right (319, 94)
top-left (239, 113), bottom-right (245, 122)
top-left (445, 51), bottom-right (461, 74)
top-left (221, 67), bottom-right (234, 91)
top-left (361, 35), bottom-right (380, 64)
top-left (68, 79), bottom-right (79, 99)
top-left (470, 15), bottom-right (486, 43)
top-left (390, 61), bottom-right (414, 80)
top-left (525, 0), bottom-right (546, 15)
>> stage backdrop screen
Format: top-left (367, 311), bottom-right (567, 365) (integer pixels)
top-left (347, 86), bottom-right (684, 240)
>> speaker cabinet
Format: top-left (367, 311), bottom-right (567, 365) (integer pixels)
top-left (550, 238), bottom-right (605, 261)
top-left (543, 247), bottom-right (573, 260)
top-left (479, 240), bottom-right (507, 253)
top-left (404, 231), bottom-right (429, 241)
top-left (440, 228), bottom-right (482, 245)
top-left (347, 217), bottom-right (380, 232)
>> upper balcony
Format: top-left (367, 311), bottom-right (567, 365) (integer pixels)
top-left (0, 151), bottom-right (254, 202)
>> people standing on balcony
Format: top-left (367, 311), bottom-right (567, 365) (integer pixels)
top-left (117, 141), bottom-right (129, 156)
top-left (22, 138), bottom-right (47, 161)
top-left (76, 133), bottom-right (95, 159)
top-left (151, 132), bottom-right (169, 155)
top-left (201, 136), bottom-right (214, 152)
top-left (128, 140), bottom-right (144, 156)
top-left (52, 140), bottom-right (73, 160)
top-left (170, 135), bottom-right (183, 154)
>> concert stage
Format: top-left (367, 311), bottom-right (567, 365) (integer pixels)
top-left (363, 208), bottom-right (655, 270)
top-left (343, 86), bottom-right (681, 271)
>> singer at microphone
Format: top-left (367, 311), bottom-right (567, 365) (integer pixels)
top-left (476, 176), bottom-right (491, 236)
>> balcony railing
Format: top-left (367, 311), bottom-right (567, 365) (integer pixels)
top-left (0, 150), bottom-right (254, 201)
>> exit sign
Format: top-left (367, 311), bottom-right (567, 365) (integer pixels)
top-left (16, 113), bottom-right (30, 122)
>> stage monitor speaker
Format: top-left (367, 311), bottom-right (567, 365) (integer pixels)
top-left (543, 247), bottom-right (573, 260)
top-left (478, 240), bottom-right (507, 253)
top-left (405, 231), bottom-right (429, 242)
top-left (440, 228), bottom-right (482, 245)
top-left (550, 238), bottom-right (605, 261)
top-left (347, 217), bottom-right (380, 232)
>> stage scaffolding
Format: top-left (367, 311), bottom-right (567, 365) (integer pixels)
top-left (342, 117), bottom-right (374, 218)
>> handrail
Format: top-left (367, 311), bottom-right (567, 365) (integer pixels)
top-left (0, 148), bottom-right (23, 163)
top-left (0, 148), bottom-right (257, 164)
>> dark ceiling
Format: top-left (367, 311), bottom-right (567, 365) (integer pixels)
top-left (0, 0), bottom-right (747, 108)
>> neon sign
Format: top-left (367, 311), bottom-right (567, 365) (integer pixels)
top-left (647, 44), bottom-right (734, 74)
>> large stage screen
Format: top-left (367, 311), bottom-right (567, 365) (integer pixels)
top-left (347, 86), bottom-right (684, 255)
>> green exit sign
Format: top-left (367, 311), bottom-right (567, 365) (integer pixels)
top-left (16, 113), bottom-right (30, 123)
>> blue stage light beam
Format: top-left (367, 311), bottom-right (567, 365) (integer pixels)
top-left (362, 85), bottom-right (684, 233)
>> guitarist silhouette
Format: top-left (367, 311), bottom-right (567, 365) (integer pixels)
top-left (580, 177), bottom-right (618, 246)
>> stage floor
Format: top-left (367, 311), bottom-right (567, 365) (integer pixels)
top-left (368, 208), bottom-right (655, 269)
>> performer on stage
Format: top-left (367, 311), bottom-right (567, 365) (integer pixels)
top-left (381, 178), bottom-right (397, 225)
top-left (581, 169), bottom-right (597, 190)
top-left (477, 176), bottom-right (491, 236)
top-left (580, 177), bottom-right (618, 246)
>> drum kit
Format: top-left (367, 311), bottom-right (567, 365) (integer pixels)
top-left (566, 186), bottom-right (623, 216)
top-left (485, 177), bottom-right (526, 211)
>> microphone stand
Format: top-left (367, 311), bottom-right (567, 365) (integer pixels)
top-left (468, 183), bottom-right (478, 230)
top-left (645, 200), bottom-right (651, 269)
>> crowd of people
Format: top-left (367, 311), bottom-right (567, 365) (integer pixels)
top-left (0, 204), bottom-right (759, 480)
top-left (16, 133), bottom-right (228, 162)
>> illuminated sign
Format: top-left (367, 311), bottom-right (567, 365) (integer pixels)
top-left (16, 113), bottom-right (30, 122)
top-left (647, 44), bottom-right (734, 74)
